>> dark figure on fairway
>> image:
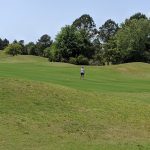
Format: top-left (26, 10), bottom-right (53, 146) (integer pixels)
top-left (80, 66), bottom-right (85, 79)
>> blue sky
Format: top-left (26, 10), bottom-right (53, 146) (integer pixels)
top-left (0, 0), bottom-right (150, 43)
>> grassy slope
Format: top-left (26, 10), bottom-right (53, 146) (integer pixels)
top-left (0, 55), bottom-right (150, 93)
top-left (0, 53), bottom-right (150, 150)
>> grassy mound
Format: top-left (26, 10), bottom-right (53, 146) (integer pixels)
top-left (0, 54), bottom-right (150, 149)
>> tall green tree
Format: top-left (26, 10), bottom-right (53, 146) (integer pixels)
top-left (104, 37), bottom-right (121, 64)
top-left (48, 43), bottom-right (61, 62)
top-left (25, 42), bottom-right (37, 55)
top-left (115, 18), bottom-right (150, 63)
top-left (36, 34), bottom-right (53, 56)
top-left (55, 25), bottom-right (81, 60)
top-left (129, 12), bottom-right (148, 21)
top-left (2, 38), bottom-right (9, 49)
top-left (99, 19), bottom-right (119, 43)
top-left (18, 40), bottom-right (28, 55)
top-left (124, 12), bottom-right (148, 26)
top-left (72, 14), bottom-right (97, 39)
top-left (55, 25), bottom-right (95, 61)
top-left (72, 14), bottom-right (97, 58)
top-left (0, 38), bottom-right (9, 50)
top-left (0, 38), bottom-right (3, 50)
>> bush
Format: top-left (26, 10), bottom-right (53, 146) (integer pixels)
top-left (4, 44), bottom-right (22, 56)
top-left (89, 59), bottom-right (105, 66)
top-left (69, 57), bottom-right (77, 64)
top-left (61, 58), bottom-right (68, 63)
top-left (76, 55), bottom-right (89, 65)
top-left (48, 43), bottom-right (61, 62)
top-left (48, 52), bottom-right (54, 62)
top-left (43, 47), bottom-right (51, 58)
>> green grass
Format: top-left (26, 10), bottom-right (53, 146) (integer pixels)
top-left (0, 54), bottom-right (150, 150)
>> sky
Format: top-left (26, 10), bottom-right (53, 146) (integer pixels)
top-left (0, 0), bottom-right (150, 43)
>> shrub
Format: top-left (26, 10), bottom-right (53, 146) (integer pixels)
top-left (48, 43), bottom-right (61, 62)
top-left (69, 57), bottom-right (77, 64)
top-left (43, 47), bottom-right (51, 58)
top-left (4, 44), bottom-right (22, 56)
top-left (61, 58), bottom-right (68, 63)
top-left (76, 55), bottom-right (89, 65)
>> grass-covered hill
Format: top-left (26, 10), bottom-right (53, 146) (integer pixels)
top-left (0, 53), bottom-right (150, 150)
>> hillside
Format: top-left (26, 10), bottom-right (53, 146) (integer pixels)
top-left (0, 54), bottom-right (150, 150)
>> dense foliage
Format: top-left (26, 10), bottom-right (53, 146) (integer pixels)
top-left (1, 12), bottom-right (150, 65)
top-left (0, 38), bottom-right (9, 50)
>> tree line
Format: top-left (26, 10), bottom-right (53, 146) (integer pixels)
top-left (1, 12), bottom-right (150, 65)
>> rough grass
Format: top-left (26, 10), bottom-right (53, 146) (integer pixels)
top-left (0, 54), bottom-right (150, 150)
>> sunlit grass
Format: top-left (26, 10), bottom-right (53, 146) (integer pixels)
top-left (0, 55), bottom-right (150, 149)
